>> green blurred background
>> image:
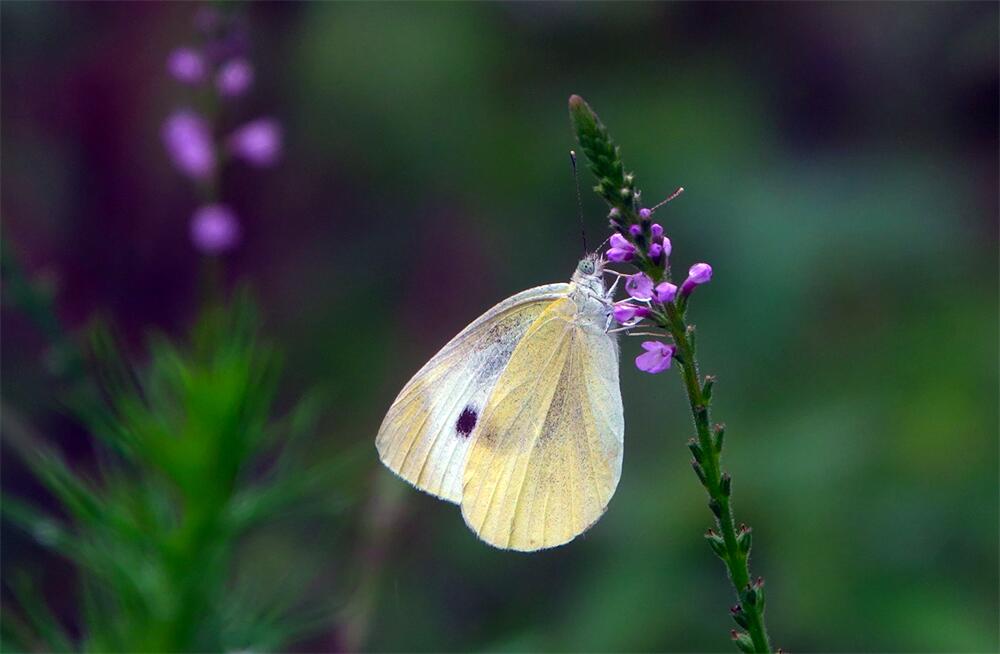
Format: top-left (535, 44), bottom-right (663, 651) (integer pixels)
top-left (2, 2), bottom-right (997, 652)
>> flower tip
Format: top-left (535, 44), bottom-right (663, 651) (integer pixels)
top-left (568, 94), bottom-right (586, 109)
top-left (639, 208), bottom-right (651, 220)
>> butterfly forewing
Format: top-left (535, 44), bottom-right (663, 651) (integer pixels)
top-left (376, 284), bottom-right (570, 503)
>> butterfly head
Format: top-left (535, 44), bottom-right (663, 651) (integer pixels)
top-left (571, 253), bottom-right (608, 298)
top-left (574, 253), bottom-right (604, 277)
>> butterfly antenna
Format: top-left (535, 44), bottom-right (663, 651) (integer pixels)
top-left (569, 150), bottom-right (587, 253)
top-left (650, 186), bottom-right (685, 213)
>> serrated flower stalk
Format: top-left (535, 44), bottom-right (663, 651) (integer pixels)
top-left (570, 94), bottom-right (775, 653)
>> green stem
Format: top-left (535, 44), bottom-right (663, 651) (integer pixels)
top-left (663, 305), bottom-right (771, 653)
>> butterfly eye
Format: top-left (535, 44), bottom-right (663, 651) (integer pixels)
top-left (578, 259), bottom-right (595, 274)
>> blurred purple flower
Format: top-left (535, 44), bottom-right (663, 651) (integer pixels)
top-left (635, 341), bottom-right (675, 374)
top-left (227, 119), bottom-right (282, 167)
top-left (625, 272), bottom-right (654, 300)
top-left (639, 208), bottom-right (652, 220)
top-left (654, 281), bottom-right (678, 304)
top-left (651, 223), bottom-right (664, 242)
top-left (660, 236), bottom-right (673, 258)
top-left (681, 262), bottom-right (713, 296)
top-left (607, 233), bottom-right (636, 263)
top-left (190, 204), bottom-right (240, 254)
top-left (167, 47), bottom-right (206, 84)
top-left (628, 224), bottom-right (642, 237)
top-left (612, 302), bottom-right (650, 324)
top-left (162, 110), bottom-right (216, 179)
top-left (216, 58), bottom-right (254, 97)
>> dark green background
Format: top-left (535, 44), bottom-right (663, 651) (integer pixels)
top-left (3, 2), bottom-right (997, 651)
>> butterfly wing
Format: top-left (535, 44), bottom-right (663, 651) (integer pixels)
top-left (376, 283), bottom-right (571, 503)
top-left (460, 296), bottom-right (624, 551)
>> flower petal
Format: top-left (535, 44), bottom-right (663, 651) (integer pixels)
top-left (625, 272), bottom-right (654, 300)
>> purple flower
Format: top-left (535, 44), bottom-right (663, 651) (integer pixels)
top-left (628, 224), bottom-right (642, 238)
top-left (681, 262), bottom-right (713, 296)
top-left (639, 208), bottom-right (652, 220)
top-left (625, 272), bottom-right (654, 300)
top-left (653, 281), bottom-right (678, 304)
top-left (190, 204), bottom-right (240, 254)
top-left (635, 341), bottom-right (675, 374)
top-left (651, 223), bottom-right (664, 242)
top-left (167, 47), bottom-right (206, 84)
top-left (661, 237), bottom-right (672, 258)
top-left (612, 302), bottom-right (650, 324)
top-left (648, 242), bottom-right (663, 264)
top-left (162, 110), bottom-right (216, 179)
top-left (216, 58), bottom-right (254, 97)
top-left (607, 233), bottom-right (636, 263)
top-left (227, 118), bottom-right (282, 167)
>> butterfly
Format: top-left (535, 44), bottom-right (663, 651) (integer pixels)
top-left (376, 254), bottom-right (624, 551)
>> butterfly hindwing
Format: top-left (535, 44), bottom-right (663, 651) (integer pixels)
top-left (376, 284), bottom-right (570, 503)
top-left (460, 296), bottom-right (624, 551)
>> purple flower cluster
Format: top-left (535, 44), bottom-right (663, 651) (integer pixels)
top-left (605, 201), bottom-right (714, 374)
top-left (161, 8), bottom-right (283, 255)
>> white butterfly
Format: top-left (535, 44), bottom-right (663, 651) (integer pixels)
top-left (376, 254), bottom-right (624, 551)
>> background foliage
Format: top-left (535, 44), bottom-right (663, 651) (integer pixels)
top-left (2, 2), bottom-right (997, 652)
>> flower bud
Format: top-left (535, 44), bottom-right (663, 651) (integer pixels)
top-left (162, 110), bottom-right (215, 179)
top-left (190, 204), bottom-right (240, 254)
top-left (680, 262), bottom-right (713, 296)
top-left (227, 118), bottom-right (283, 167)
top-left (216, 58), bottom-right (254, 97)
top-left (653, 281), bottom-right (677, 304)
top-left (167, 47), bottom-right (206, 84)
top-left (648, 242), bottom-right (663, 265)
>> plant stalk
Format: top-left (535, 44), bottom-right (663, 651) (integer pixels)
top-left (662, 305), bottom-right (771, 653)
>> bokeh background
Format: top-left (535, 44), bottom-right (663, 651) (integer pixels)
top-left (3, 2), bottom-right (998, 652)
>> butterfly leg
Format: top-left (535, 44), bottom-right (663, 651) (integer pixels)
top-left (605, 273), bottom-right (623, 297)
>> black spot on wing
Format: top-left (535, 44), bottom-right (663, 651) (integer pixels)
top-left (456, 406), bottom-right (478, 437)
